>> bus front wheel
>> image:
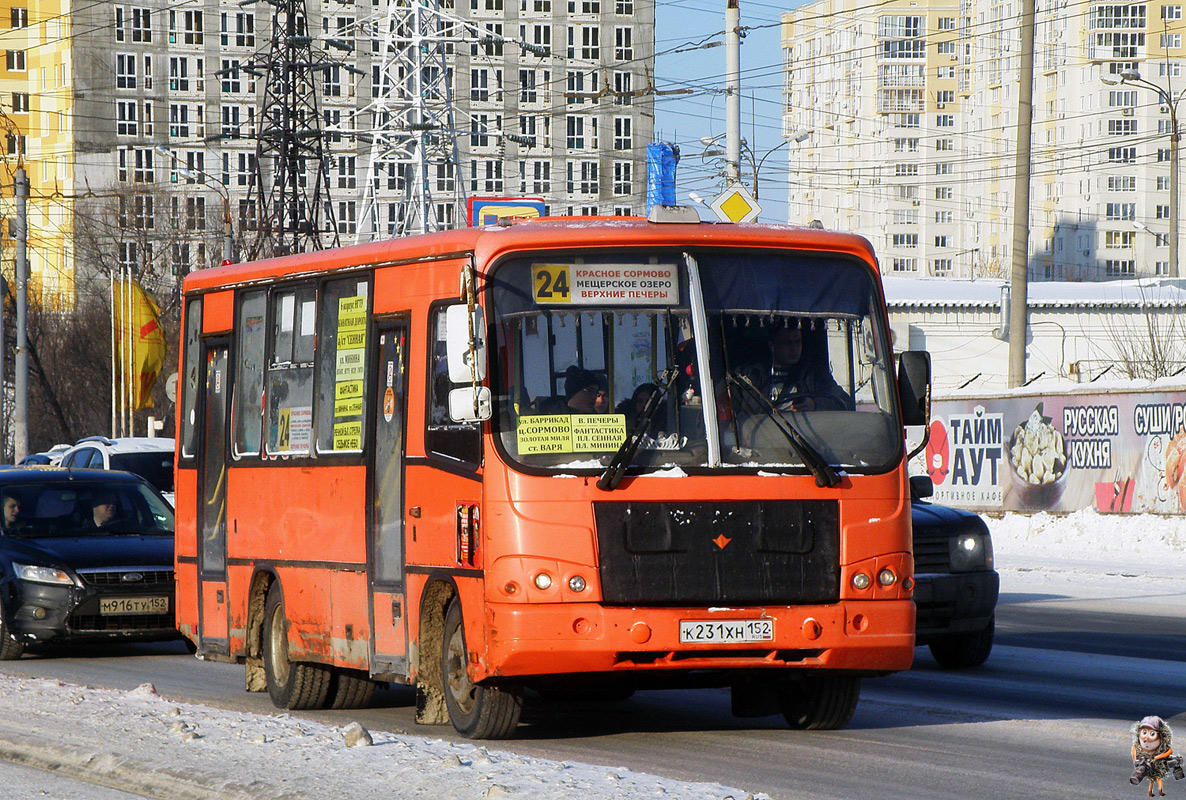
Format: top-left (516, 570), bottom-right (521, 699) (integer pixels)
top-left (262, 584), bottom-right (331, 710)
top-left (441, 600), bottom-right (522, 739)
top-left (778, 674), bottom-right (860, 730)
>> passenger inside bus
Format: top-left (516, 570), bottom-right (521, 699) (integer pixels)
top-left (733, 320), bottom-right (853, 413)
top-left (615, 382), bottom-right (659, 432)
top-left (536, 366), bottom-right (609, 414)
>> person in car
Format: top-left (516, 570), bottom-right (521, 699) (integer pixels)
top-left (85, 491), bottom-right (123, 530)
top-left (2, 492), bottom-right (25, 531)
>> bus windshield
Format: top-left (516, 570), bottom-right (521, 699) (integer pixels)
top-left (489, 248), bottom-right (901, 475)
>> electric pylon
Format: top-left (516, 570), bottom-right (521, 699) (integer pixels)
top-left (244, 0), bottom-right (343, 257)
top-left (353, 1), bottom-right (547, 242)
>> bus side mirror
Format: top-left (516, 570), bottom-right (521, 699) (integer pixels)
top-left (445, 303), bottom-right (487, 383)
top-left (449, 386), bottom-right (492, 423)
top-left (897, 350), bottom-right (931, 427)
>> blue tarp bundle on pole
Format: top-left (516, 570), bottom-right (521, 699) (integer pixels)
top-left (646, 141), bottom-right (680, 213)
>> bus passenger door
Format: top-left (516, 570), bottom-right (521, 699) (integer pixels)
top-left (197, 342), bottom-right (230, 652)
top-left (369, 321), bottom-right (409, 675)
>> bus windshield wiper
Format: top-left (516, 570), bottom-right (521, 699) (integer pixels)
top-left (726, 372), bottom-right (841, 488)
top-left (597, 367), bottom-right (679, 491)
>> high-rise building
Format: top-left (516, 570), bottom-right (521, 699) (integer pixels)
top-left (781, 0), bottom-right (1186, 280)
top-left (0, 0), bottom-right (655, 309)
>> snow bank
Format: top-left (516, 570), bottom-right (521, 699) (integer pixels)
top-left (989, 509), bottom-right (1186, 568)
top-left (988, 510), bottom-right (1186, 609)
top-left (0, 677), bottom-right (767, 800)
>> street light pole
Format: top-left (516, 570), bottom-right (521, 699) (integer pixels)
top-left (752, 139), bottom-right (789, 201)
top-left (724, 0), bottom-right (742, 184)
top-left (155, 146), bottom-right (235, 267)
top-left (13, 166), bottom-right (28, 463)
top-left (1115, 69), bottom-right (1182, 278)
top-left (1171, 109), bottom-right (1180, 278)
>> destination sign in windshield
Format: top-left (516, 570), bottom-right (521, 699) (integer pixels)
top-left (532, 263), bottom-right (678, 306)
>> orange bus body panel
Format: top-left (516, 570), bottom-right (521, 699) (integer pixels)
top-left (203, 290), bottom-right (235, 334)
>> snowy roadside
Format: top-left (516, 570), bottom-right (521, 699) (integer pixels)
top-left (0, 510), bottom-right (1181, 800)
top-left (0, 677), bottom-right (767, 800)
top-left (988, 509), bottom-right (1186, 612)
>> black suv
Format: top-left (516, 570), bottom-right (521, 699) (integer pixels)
top-left (910, 475), bottom-right (999, 668)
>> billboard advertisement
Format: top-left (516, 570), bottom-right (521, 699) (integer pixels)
top-left (467, 197), bottom-right (546, 227)
top-left (919, 389), bottom-right (1186, 515)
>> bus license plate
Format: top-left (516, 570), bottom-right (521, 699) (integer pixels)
top-left (679, 619), bottom-right (774, 644)
top-left (100, 596), bottom-right (168, 616)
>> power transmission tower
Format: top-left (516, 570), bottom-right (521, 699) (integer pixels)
top-left (354, 1), bottom-right (546, 242)
top-left (243, 0), bottom-right (347, 257)
top-left (356, 0), bottom-right (464, 240)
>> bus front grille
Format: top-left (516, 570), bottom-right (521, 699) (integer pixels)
top-left (593, 500), bottom-right (840, 606)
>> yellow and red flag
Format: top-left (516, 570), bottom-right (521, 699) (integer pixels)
top-left (114, 280), bottom-right (167, 410)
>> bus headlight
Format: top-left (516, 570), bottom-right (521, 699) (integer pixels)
top-left (567, 575), bottom-right (587, 593)
top-left (533, 572), bottom-right (553, 590)
top-left (877, 568), bottom-right (897, 587)
top-left (851, 572), bottom-right (871, 590)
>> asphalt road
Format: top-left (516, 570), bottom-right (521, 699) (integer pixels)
top-left (0, 584), bottom-right (1180, 800)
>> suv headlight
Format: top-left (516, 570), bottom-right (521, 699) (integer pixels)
top-left (13, 563), bottom-right (75, 585)
top-left (949, 533), bottom-right (993, 573)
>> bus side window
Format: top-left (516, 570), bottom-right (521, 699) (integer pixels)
top-left (314, 278), bottom-right (370, 454)
top-left (179, 297), bottom-right (203, 461)
top-left (265, 285), bottom-right (316, 457)
top-left (426, 304), bottom-right (481, 466)
top-left (232, 290), bottom-right (266, 458)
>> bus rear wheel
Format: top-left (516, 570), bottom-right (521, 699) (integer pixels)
top-left (441, 600), bottom-right (522, 739)
top-left (778, 674), bottom-right (860, 730)
top-left (328, 669), bottom-right (377, 710)
top-left (263, 584), bottom-right (331, 710)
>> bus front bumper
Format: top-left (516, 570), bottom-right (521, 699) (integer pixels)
top-left (481, 599), bottom-right (915, 679)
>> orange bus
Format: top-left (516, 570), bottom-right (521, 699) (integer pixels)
top-left (174, 209), bottom-right (931, 738)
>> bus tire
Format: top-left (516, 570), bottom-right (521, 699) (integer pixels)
top-left (778, 674), bottom-right (860, 730)
top-left (441, 600), bottom-right (522, 739)
top-left (0, 613), bottom-right (24, 661)
top-left (928, 616), bottom-right (994, 669)
top-left (328, 669), bottom-right (377, 710)
top-left (262, 584), bottom-right (331, 710)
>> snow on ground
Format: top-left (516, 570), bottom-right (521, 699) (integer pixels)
top-left (988, 509), bottom-right (1186, 613)
top-left (0, 674), bottom-right (768, 800)
top-left (0, 511), bottom-right (1183, 799)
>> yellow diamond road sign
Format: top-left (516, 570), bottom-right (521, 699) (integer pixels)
top-left (709, 183), bottom-right (762, 223)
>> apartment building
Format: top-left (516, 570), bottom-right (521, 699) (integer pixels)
top-left (0, 0), bottom-right (654, 309)
top-left (781, 0), bottom-right (1186, 280)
